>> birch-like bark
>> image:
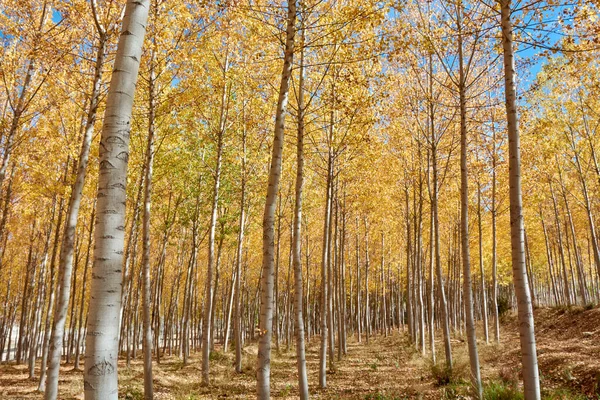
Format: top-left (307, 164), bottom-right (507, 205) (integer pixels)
top-left (256, 2), bottom-right (296, 397)
top-left (491, 127), bottom-right (500, 343)
top-left (84, 1), bottom-right (149, 398)
top-left (234, 111), bottom-right (248, 373)
top-left (432, 144), bottom-right (451, 368)
top-left (477, 183), bottom-right (489, 344)
top-left (319, 153), bottom-right (333, 388)
top-left (355, 217), bottom-right (361, 342)
top-left (44, 17), bottom-right (107, 400)
top-left (202, 50), bottom-right (229, 386)
top-left (141, 48), bottom-right (157, 400)
top-left (291, 28), bottom-right (309, 398)
top-left (500, 1), bottom-right (541, 397)
top-left (38, 164), bottom-right (67, 391)
top-left (457, 6), bottom-right (482, 393)
top-left (74, 206), bottom-right (95, 371)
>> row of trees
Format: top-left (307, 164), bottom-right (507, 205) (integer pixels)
top-left (0, 0), bottom-right (597, 399)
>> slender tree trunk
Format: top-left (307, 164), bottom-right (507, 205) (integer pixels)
top-left (290, 29), bottom-right (308, 397)
top-left (38, 168), bottom-right (67, 391)
top-left (364, 217), bottom-right (371, 344)
top-left (74, 206), bottom-right (95, 371)
top-left (141, 48), bottom-right (157, 400)
top-left (44, 22), bottom-right (107, 400)
top-left (234, 112), bottom-right (248, 373)
top-left (477, 183), bottom-right (489, 344)
top-left (405, 186), bottom-right (413, 344)
top-left (256, 3), bottom-right (296, 397)
top-left (84, 1), bottom-right (149, 398)
top-left (550, 181), bottom-right (571, 305)
top-left (355, 217), bottom-right (361, 342)
top-left (319, 152), bottom-right (333, 388)
top-left (457, 7), bottom-right (482, 394)
top-left (491, 127), bottom-right (500, 343)
top-left (432, 149), bottom-right (451, 368)
top-left (428, 202), bottom-right (435, 363)
top-left (500, 1), bottom-right (541, 397)
top-left (202, 50), bottom-right (229, 385)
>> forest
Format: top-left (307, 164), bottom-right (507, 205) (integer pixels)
top-left (0, 0), bottom-right (599, 399)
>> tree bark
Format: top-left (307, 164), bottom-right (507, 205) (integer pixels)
top-left (457, 5), bottom-right (482, 393)
top-left (500, 1), bottom-right (541, 397)
top-left (290, 28), bottom-right (309, 397)
top-left (202, 49), bottom-right (230, 385)
top-left (141, 47), bottom-right (157, 400)
top-left (84, 1), bottom-right (150, 398)
top-left (256, 2), bottom-right (296, 397)
top-left (44, 17), bottom-right (108, 400)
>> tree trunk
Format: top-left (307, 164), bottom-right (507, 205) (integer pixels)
top-left (500, 1), bottom-right (541, 397)
top-left (84, 1), bottom-right (149, 398)
top-left (256, 2), bottom-right (296, 397)
top-left (74, 206), bottom-right (95, 370)
top-left (234, 110), bottom-right (248, 373)
top-left (141, 47), bottom-right (157, 400)
top-left (290, 29), bottom-right (308, 397)
top-left (477, 183), bottom-right (489, 344)
top-left (319, 152), bottom-right (333, 388)
top-left (457, 5), bottom-right (482, 393)
top-left (44, 21), bottom-right (107, 400)
top-left (491, 127), bottom-right (500, 343)
top-left (202, 50), bottom-right (229, 385)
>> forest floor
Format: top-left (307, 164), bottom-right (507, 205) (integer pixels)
top-left (1, 306), bottom-right (600, 399)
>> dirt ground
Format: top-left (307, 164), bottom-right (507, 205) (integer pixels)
top-left (1, 306), bottom-right (599, 399)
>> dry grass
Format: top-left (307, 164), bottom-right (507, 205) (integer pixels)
top-left (1, 307), bottom-right (598, 399)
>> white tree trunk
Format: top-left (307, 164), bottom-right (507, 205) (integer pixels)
top-left (256, 2), bottom-right (296, 398)
top-left (500, 1), bottom-right (541, 398)
top-left (44, 25), bottom-right (107, 400)
top-left (84, 1), bottom-right (149, 398)
top-left (141, 50), bottom-right (157, 400)
top-left (234, 116), bottom-right (247, 373)
top-left (291, 30), bottom-right (309, 398)
top-left (202, 50), bottom-right (229, 386)
top-left (458, 15), bottom-right (482, 393)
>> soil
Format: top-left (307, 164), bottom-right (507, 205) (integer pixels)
top-left (1, 306), bottom-right (599, 399)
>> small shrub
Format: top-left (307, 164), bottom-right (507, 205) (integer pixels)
top-left (483, 381), bottom-right (524, 400)
top-left (430, 356), bottom-right (470, 387)
top-left (370, 362), bottom-right (378, 371)
top-left (281, 384), bottom-right (292, 397)
top-left (497, 295), bottom-right (511, 318)
top-left (241, 358), bottom-right (254, 374)
top-left (442, 382), bottom-right (470, 399)
top-left (498, 366), bottom-right (519, 387)
top-left (123, 386), bottom-right (144, 400)
top-left (209, 350), bottom-right (226, 362)
top-left (431, 363), bottom-right (453, 386)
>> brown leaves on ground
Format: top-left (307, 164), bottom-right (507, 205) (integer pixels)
top-left (1, 307), bottom-right (599, 399)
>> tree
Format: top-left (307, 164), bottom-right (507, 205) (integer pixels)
top-left (256, 1), bottom-right (296, 398)
top-left (290, 16), bottom-right (309, 398)
top-left (499, 0), bottom-right (541, 398)
top-left (43, 1), bottom-right (111, 397)
top-left (83, 1), bottom-right (150, 398)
